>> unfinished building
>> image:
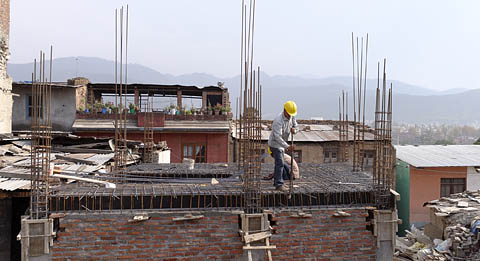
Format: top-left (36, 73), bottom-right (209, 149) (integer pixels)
top-left (8, 4), bottom-right (402, 261)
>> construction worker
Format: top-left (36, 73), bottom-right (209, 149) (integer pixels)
top-left (268, 101), bottom-right (298, 191)
top-left (262, 148), bottom-right (300, 180)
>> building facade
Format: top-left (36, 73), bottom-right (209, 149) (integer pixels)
top-left (395, 145), bottom-right (480, 234)
top-left (12, 80), bottom-right (88, 132)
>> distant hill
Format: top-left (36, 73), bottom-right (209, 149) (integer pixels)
top-left (8, 57), bottom-right (480, 124)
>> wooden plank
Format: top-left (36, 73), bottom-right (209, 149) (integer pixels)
top-left (51, 174), bottom-right (116, 188)
top-left (53, 147), bottom-right (112, 154)
top-left (55, 155), bottom-right (96, 165)
top-left (244, 231), bottom-right (272, 244)
top-left (243, 246), bottom-right (276, 250)
top-left (172, 214), bottom-right (204, 221)
top-left (390, 189), bottom-right (401, 201)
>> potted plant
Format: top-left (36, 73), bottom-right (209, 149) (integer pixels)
top-left (101, 103), bottom-right (108, 114)
top-left (214, 104), bottom-right (222, 116)
top-left (94, 102), bottom-right (102, 114)
top-left (207, 103), bottom-right (213, 115)
top-left (85, 104), bottom-right (91, 114)
top-left (128, 103), bottom-right (136, 114)
top-left (225, 106), bottom-right (233, 116)
top-left (169, 103), bottom-right (177, 115)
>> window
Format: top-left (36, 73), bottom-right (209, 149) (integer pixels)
top-left (362, 150), bottom-right (375, 167)
top-left (182, 144), bottom-right (206, 163)
top-left (27, 96), bottom-right (43, 118)
top-left (324, 149), bottom-right (338, 163)
top-left (287, 150), bottom-right (302, 163)
top-left (440, 178), bottom-right (466, 197)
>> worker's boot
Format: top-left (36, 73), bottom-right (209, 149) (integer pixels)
top-left (275, 184), bottom-right (289, 192)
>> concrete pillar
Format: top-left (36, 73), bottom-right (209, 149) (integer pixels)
top-left (134, 88), bottom-right (139, 106)
top-left (202, 91), bottom-right (207, 110)
top-left (177, 90), bottom-right (182, 109)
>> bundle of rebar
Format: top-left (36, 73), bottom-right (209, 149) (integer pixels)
top-left (113, 6), bottom-right (129, 181)
top-left (338, 91), bottom-right (349, 162)
top-left (30, 47), bottom-right (53, 219)
top-left (373, 59), bottom-right (394, 209)
top-left (143, 94), bottom-right (154, 163)
top-left (351, 33), bottom-right (369, 172)
top-left (237, 0), bottom-right (263, 214)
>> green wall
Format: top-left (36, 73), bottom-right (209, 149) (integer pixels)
top-left (395, 159), bottom-right (410, 236)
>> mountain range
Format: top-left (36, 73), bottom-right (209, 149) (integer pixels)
top-left (8, 57), bottom-right (480, 124)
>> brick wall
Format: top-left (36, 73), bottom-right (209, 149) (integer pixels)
top-left (270, 209), bottom-right (376, 260)
top-left (51, 208), bottom-right (376, 260)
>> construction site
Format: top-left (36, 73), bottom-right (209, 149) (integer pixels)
top-left (0, 1), bottom-right (404, 261)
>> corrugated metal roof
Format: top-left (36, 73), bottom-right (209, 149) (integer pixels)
top-left (395, 145), bottom-right (480, 167)
top-left (233, 124), bottom-right (374, 142)
top-left (0, 177), bottom-right (30, 191)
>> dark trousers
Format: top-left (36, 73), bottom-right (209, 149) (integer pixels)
top-left (270, 147), bottom-right (291, 187)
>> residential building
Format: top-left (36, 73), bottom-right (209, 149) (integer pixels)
top-left (12, 78), bottom-right (89, 132)
top-left (231, 120), bottom-right (377, 168)
top-left (73, 82), bottom-right (232, 163)
top-left (395, 145), bottom-right (480, 234)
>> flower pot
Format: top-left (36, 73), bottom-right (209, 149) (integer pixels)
top-left (214, 110), bottom-right (220, 116)
top-left (129, 108), bottom-right (135, 114)
top-left (102, 108), bottom-right (107, 114)
top-left (85, 109), bottom-right (89, 113)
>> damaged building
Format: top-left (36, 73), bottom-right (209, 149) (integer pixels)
top-left (0, 0), bottom-right (12, 134)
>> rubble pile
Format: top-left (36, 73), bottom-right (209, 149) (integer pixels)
top-left (395, 191), bottom-right (480, 260)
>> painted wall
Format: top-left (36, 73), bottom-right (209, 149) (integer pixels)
top-left (395, 160), bottom-right (410, 236)
top-left (12, 87), bottom-right (77, 131)
top-left (409, 166), bottom-right (467, 227)
top-left (74, 131), bottom-right (229, 163)
top-left (467, 166), bottom-right (480, 191)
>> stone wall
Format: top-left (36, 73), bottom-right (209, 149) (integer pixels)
top-left (0, 0), bottom-right (12, 134)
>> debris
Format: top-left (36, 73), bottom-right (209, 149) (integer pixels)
top-left (396, 191), bottom-right (480, 260)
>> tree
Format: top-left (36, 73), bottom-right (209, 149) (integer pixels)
top-left (474, 137), bottom-right (480, 145)
top-left (434, 139), bottom-right (455, 145)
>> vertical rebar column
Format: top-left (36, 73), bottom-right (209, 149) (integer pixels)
top-left (239, 0), bottom-right (263, 214)
top-left (373, 59), bottom-right (394, 209)
top-left (351, 33), bottom-right (368, 171)
top-left (338, 91), bottom-right (348, 162)
top-left (113, 6), bottom-right (129, 181)
top-left (143, 94), bottom-right (154, 163)
top-left (30, 47), bottom-right (53, 219)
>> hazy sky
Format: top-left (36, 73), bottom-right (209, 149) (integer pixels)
top-left (8, 1), bottom-right (480, 90)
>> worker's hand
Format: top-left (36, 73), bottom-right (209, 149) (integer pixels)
top-left (286, 145), bottom-right (296, 152)
top-left (290, 128), bottom-right (296, 134)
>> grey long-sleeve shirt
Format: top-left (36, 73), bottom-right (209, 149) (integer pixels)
top-left (268, 112), bottom-right (298, 150)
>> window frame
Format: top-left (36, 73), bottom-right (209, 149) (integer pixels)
top-left (440, 178), bottom-right (466, 197)
top-left (182, 143), bottom-right (207, 163)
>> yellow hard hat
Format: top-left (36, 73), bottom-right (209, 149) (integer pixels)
top-left (284, 101), bottom-right (297, 116)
